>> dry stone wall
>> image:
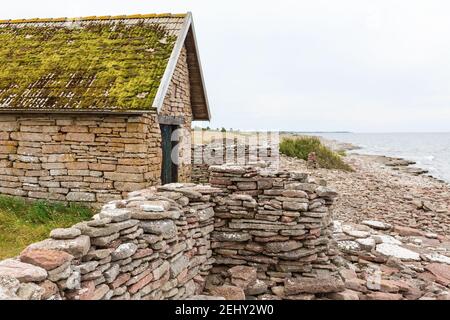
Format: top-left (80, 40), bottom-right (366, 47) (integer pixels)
top-left (0, 113), bottom-right (162, 205)
top-left (0, 165), bottom-right (341, 300)
top-left (192, 142), bottom-right (279, 184)
top-left (207, 164), bottom-right (341, 299)
top-left (0, 183), bottom-right (219, 300)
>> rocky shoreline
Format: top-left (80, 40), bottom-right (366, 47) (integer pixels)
top-left (281, 145), bottom-right (450, 299)
top-left (319, 136), bottom-right (447, 184)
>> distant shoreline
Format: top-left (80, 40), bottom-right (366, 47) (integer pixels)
top-left (311, 134), bottom-right (449, 185)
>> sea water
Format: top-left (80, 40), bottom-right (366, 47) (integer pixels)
top-left (308, 132), bottom-right (450, 183)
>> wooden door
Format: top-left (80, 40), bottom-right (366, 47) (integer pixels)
top-left (160, 124), bottom-right (178, 185)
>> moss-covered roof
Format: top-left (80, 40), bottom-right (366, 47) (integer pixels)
top-left (0, 14), bottom-right (187, 111)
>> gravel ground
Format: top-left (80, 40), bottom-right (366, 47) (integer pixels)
top-left (281, 154), bottom-right (450, 236)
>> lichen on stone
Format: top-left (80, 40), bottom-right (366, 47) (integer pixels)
top-left (0, 20), bottom-right (177, 111)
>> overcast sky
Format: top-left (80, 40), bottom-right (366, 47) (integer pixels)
top-left (4, 1), bottom-right (450, 132)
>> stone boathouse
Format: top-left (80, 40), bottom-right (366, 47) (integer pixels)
top-left (0, 13), bottom-right (210, 204)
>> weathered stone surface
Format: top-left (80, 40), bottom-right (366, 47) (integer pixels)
top-left (315, 186), bottom-right (338, 198)
top-left (153, 261), bottom-right (170, 280)
top-left (66, 192), bottom-right (96, 202)
top-left (198, 207), bottom-right (215, 222)
top-left (343, 229), bottom-right (370, 238)
top-left (284, 277), bottom-right (344, 295)
top-left (361, 220), bottom-right (391, 231)
top-left (423, 253), bottom-right (450, 265)
top-left (16, 282), bottom-right (44, 300)
top-left (140, 220), bottom-right (177, 239)
top-left (129, 274), bottom-right (153, 294)
top-left (328, 289), bottom-right (360, 300)
top-left (92, 284), bottom-right (110, 300)
top-left (19, 249), bottom-right (74, 271)
top-left (236, 182), bottom-right (257, 190)
top-left (268, 247), bottom-right (319, 260)
top-left (75, 219), bottom-right (138, 237)
top-left (283, 202), bottom-right (308, 211)
top-left (186, 295), bottom-right (226, 300)
top-left (99, 208), bottom-right (131, 222)
top-left (393, 225), bottom-right (424, 237)
top-left (210, 285), bottom-right (245, 300)
top-left (131, 210), bottom-right (180, 220)
top-left (25, 236), bottom-right (90, 259)
top-left (372, 234), bottom-right (402, 245)
top-left (91, 233), bottom-right (120, 246)
top-left (0, 275), bottom-right (20, 300)
top-left (83, 249), bottom-right (111, 261)
top-left (229, 266), bottom-right (257, 289)
top-left (425, 263), bottom-right (450, 286)
top-left (64, 271), bottom-right (81, 290)
top-left (375, 243), bottom-right (420, 261)
top-left (77, 280), bottom-right (96, 300)
top-left (104, 264), bottom-right (120, 283)
top-left (246, 279), bottom-right (268, 296)
top-left (365, 292), bottom-right (403, 300)
top-left (0, 259), bottom-right (47, 282)
top-left (139, 200), bottom-right (171, 212)
top-left (170, 255), bottom-right (189, 278)
top-left (78, 261), bottom-right (99, 274)
top-left (110, 273), bottom-right (131, 289)
top-left (212, 232), bottom-right (251, 242)
top-left (87, 218), bottom-right (112, 227)
top-left (39, 280), bottom-right (59, 299)
top-left (265, 241), bottom-right (302, 253)
top-left (355, 238), bottom-right (376, 251)
top-left (282, 190), bottom-right (308, 198)
top-left (50, 228), bottom-right (81, 240)
top-left (48, 263), bottom-right (71, 282)
top-left (111, 243), bottom-right (138, 261)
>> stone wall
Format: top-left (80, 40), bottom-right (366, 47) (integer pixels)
top-left (0, 165), bottom-right (340, 300)
top-left (191, 142), bottom-right (279, 184)
top-left (0, 183), bottom-right (218, 300)
top-left (0, 113), bottom-right (161, 205)
top-left (207, 165), bottom-right (341, 299)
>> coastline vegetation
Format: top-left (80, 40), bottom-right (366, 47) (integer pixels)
top-left (280, 137), bottom-right (353, 171)
top-left (0, 196), bottom-right (93, 259)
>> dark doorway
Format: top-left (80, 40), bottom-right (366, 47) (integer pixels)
top-left (160, 124), bottom-right (178, 185)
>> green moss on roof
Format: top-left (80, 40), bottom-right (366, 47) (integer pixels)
top-left (0, 21), bottom-right (177, 110)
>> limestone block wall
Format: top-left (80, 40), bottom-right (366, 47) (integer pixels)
top-left (208, 165), bottom-right (339, 298)
top-left (0, 113), bottom-right (162, 205)
top-left (0, 165), bottom-right (339, 300)
top-left (0, 183), bottom-right (218, 300)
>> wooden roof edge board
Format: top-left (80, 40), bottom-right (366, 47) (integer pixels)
top-left (152, 12), bottom-right (192, 112)
top-left (187, 17), bottom-right (211, 121)
top-left (0, 13), bottom-right (187, 24)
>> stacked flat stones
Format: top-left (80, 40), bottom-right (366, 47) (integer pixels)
top-left (0, 114), bottom-right (162, 206)
top-left (207, 164), bottom-right (342, 299)
top-left (191, 142), bottom-right (278, 184)
top-left (0, 183), bottom-right (220, 300)
top-left (0, 164), bottom-right (343, 300)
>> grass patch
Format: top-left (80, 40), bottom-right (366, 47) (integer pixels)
top-left (280, 137), bottom-right (353, 171)
top-left (0, 196), bottom-right (94, 259)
